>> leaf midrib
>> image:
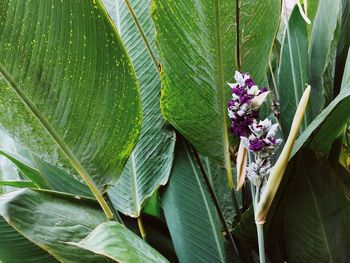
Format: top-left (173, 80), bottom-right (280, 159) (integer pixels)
top-left (214, 0), bottom-right (234, 189)
top-left (0, 64), bottom-right (108, 216)
top-left (129, 152), bottom-right (140, 215)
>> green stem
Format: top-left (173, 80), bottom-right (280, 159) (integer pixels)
top-left (257, 224), bottom-right (266, 263)
top-left (249, 153), bottom-right (266, 263)
top-left (106, 194), bottom-right (124, 224)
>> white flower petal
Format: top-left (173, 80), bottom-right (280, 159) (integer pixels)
top-left (248, 85), bottom-right (260, 95)
top-left (266, 123), bottom-right (279, 138)
top-left (227, 82), bottom-right (237, 89)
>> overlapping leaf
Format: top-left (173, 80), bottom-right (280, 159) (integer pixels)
top-left (309, 0), bottom-right (341, 116)
top-left (292, 88), bottom-right (350, 156)
top-left (0, 216), bottom-right (57, 263)
top-left (152, 0), bottom-right (280, 168)
top-left (0, 188), bottom-right (109, 262)
top-left (70, 221), bottom-right (169, 263)
top-left (102, 0), bottom-right (176, 217)
top-left (0, 0), bottom-right (142, 191)
top-left (162, 139), bottom-right (228, 262)
top-left (284, 151), bottom-right (350, 262)
top-left (278, 7), bottom-right (310, 135)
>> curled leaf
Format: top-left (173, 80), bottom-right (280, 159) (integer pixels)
top-left (236, 140), bottom-right (248, 191)
top-left (255, 85), bottom-right (311, 224)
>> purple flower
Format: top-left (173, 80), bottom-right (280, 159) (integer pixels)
top-left (227, 71), bottom-right (265, 138)
top-left (249, 138), bottom-right (266, 151)
top-left (245, 78), bottom-right (255, 87)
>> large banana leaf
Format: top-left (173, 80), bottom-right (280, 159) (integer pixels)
top-left (152, 0), bottom-right (280, 169)
top-left (0, 216), bottom-right (57, 263)
top-left (0, 0), bottom-right (142, 192)
top-left (162, 139), bottom-right (229, 263)
top-left (69, 221), bottom-right (169, 263)
top-left (278, 7), bottom-right (310, 136)
top-left (309, 0), bottom-right (341, 116)
top-left (203, 157), bottom-right (238, 225)
top-left (0, 188), bottom-right (111, 262)
top-left (341, 50), bottom-right (350, 91)
top-left (102, 0), bottom-right (176, 217)
top-left (284, 151), bottom-right (350, 262)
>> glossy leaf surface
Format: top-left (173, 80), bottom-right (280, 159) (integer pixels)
top-left (162, 139), bottom-right (228, 262)
top-left (0, 0), bottom-right (142, 190)
top-left (0, 216), bottom-right (57, 263)
top-left (309, 0), bottom-right (341, 116)
top-left (0, 189), bottom-right (110, 262)
top-left (152, 0), bottom-right (280, 165)
top-left (70, 221), bottom-right (169, 263)
top-left (278, 7), bottom-right (310, 135)
top-left (103, 0), bottom-right (176, 217)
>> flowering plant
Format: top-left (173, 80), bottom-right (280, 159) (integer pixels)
top-left (227, 71), bottom-right (310, 262)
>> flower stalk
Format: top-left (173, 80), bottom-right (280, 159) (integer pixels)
top-left (227, 72), bottom-right (311, 262)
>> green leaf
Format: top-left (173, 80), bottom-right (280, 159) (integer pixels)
top-left (292, 88), bottom-right (350, 156)
top-left (309, 0), bottom-right (341, 116)
top-left (151, 0), bottom-right (280, 166)
top-left (284, 150), bottom-right (350, 262)
top-left (31, 155), bottom-right (93, 197)
top-left (69, 221), bottom-right (169, 263)
top-left (103, 0), bottom-right (176, 217)
top-left (0, 149), bottom-right (48, 188)
top-left (0, 216), bottom-right (57, 263)
top-left (306, 0), bottom-right (319, 37)
top-left (0, 149), bottom-right (20, 194)
top-left (162, 139), bottom-right (228, 263)
top-left (0, 148), bottom-right (93, 197)
top-left (121, 214), bottom-right (179, 262)
top-left (0, 0), bottom-right (142, 192)
top-left (203, 156), bottom-right (238, 225)
top-left (0, 188), bottom-right (110, 262)
top-left (142, 191), bottom-right (161, 218)
top-left (341, 47), bottom-right (350, 91)
top-left (0, 180), bottom-right (35, 188)
top-left (278, 7), bottom-right (310, 135)
top-left (333, 0), bottom-right (350, 95)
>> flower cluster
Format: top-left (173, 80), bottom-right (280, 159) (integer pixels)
top-left (242, 119), bottom-right (282, 158)
top-left (227, 71), bottom-right (282, 190)
top-left (227, 72), bottom-right (267, 137)
top-left (242, 119), bottom-right (282, 189)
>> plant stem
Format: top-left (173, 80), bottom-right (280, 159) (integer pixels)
top-left (257, 224), bottom-right (266, 263)
top-left (105, 194), bottom-right (124, 224)
top-left (190, 145), bottom-right (241, 259)
top-left (137, 216), bottom-right (147, 240)
top-left (249, 157), bottom-right (266, 263)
